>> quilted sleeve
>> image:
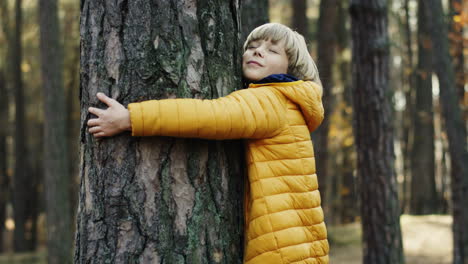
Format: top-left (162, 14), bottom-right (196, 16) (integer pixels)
top-left (127, 87), bottom-right (286, 140)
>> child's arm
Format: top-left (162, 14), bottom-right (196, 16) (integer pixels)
top-left (88, 88), bottom-right (286, 140)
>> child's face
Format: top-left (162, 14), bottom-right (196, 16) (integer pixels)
top-left (242, 38), bottom-right (289, 81)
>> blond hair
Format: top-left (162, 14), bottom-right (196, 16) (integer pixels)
top-left (243, 23), bottom-right (321, 85)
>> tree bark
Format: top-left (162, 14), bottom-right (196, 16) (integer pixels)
top-left (409, 0), bottom-right (438, 215)
top-left (423, 0), bottom-right (468, 263)
top-left (314, 0), bottom-right (338, 223)
top-left (240, 0), bottom-right (269, 42)
top-left (292, 0), bottom-right (308, 40)
top-left (0, 70), bottom-right (8, 252)
top-left (349, 1), bottom-right (405, 263)
top-left (39, 0), bottom-right (73, 262)
top-left (75, 1), bottom-right (244, 263)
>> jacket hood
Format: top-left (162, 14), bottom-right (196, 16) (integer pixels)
top-left (249, 80), bottom-right (324, 132)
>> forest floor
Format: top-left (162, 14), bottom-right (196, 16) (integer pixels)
top-left (0, 215), bottom-right (452, 264)
top-left (329, 214), bottom-right (452, 264)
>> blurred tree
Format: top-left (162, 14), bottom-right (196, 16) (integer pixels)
top-left (38, 0), bottom-right (73, 262)
top-left (349, 0), bottom-right (405, 263)
top-left (0, 0), bottom-right (12, 61)
top-left (334, 0), bottom-right (358, 224)
top-left (61, 1), bottom-right (80, 228)
top-left (409, 0), bottom-right (439, 215)
top-left (0, 0), bottom-right (11, 253)
top-left (292, 0), bottom-right (307, 39)
top-left (12, 0), bottom-right (34, 252)
top-left (422, 0), bottom-right (468, 263)
top-left (449, 0), bottom-right (465, 106)
top-left (241, 0), bottom-right (269, 42)
top-left (400, 0), bottom-right (415, 213)
top-left (75, 1), bottom-right (244, 263)
top-left (0, 70), bottom-right (8, 253)
top-left (314, 0), bottom-right (338, 224)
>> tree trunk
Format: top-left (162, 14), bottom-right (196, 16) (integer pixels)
top-left (0, 0), bottom-right (11, 44)
top-left (314, 0), bottom-right (338, 224)
top-left (75, 1), bottom-right (244, 263)
top-left (449, 0), bottom-right (465, 106)
top-left (400, 0), bottom-right (415, 214)
top-left (39, 0), bottom-right (73, 262)
top-left (241, 0), bottom-right (269, 42)
top-left (349, 1), bottom-right (405, 263)
top-left (423, 0), bottom-right (468, 263)
top-left (292, 0), bottom-right (308, 39)
top-left (62, 2), bottom-right (80, 229)
top-left (0, 70), bottom-right (8, 252)
top-left (409, 0), bottom-right (438, 215)
top-left (12, 0), bottom-right (31, 252)
top-left (335, 0), bottom-right (358, 224)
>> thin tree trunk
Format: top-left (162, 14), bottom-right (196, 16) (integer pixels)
top-left (0, 0), bottom-right (11, 44)
top-left (26, 124), bottom-right (40, 252)
top-left (62, 2), bottom-right (80, 234)
top-left (349, 1), bottom-right (405, 263)
top-left (39, 0), bottom-right (73, 262)
top-left (314, 0), bottom-right (338, 224)
top-left (336, 0), bottom-right (358, 224)
top-left (449, 0), bottom-right (465, 105)
top-left (409, 0), bottom-right (438, 215)
top-left (241, 0), bottom-right (269, 42)
top-left (0, 2), bottom-right (13, 253)
top-left (75, 1), bottom-right (244, 263)
top-left (400, 0), bottom-right (414, 213)
top-left (12, 0), bottom-right (30, 252)
top-left (292, 0), bottom-right (308, 39)
top-left (0, 70), bottom-right (8, 252)
top-left (423, 0), bottom-right (468, 263)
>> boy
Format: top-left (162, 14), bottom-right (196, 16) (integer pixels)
top-left (88, 23), bottom-right (329, 264)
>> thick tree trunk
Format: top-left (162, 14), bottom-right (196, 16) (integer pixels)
top-left (12, 0), bottom-right (31, 252)
top-left (75, 1), bottom-right (244, 263)
top-left (240, 0), bottom-right (269, 42)
top-left (423, 0), bottom-right (468, 263)
top-left (292, 0), bottom-right (308, 39)
top-left (39, 0), bottom-right (73, 263)
top-left (409, 0), bottom-right (438, 215)
top-left (0, 70), bottom-right (8, 252)
top-left (314, 0), bottom-right (338, 224)
top-left (349, 1), bottom-right (405, 263)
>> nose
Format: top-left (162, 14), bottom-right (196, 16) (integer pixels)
top-left (253, 46), bottom-right (264, 58)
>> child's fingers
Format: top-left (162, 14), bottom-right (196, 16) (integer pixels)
top-left (88, 107), bottom-right (104, 117)
top-left (97, 92), bottom-right (116, 107)
top-left (93, 131), bottom-right (106, 138)
top-left (87, 118), bottom-right (100, 127)
top-left (88, 126), bottom-right (101, 134)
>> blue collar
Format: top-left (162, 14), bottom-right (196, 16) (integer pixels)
top-left (252, 74), bottom-right (299, 84)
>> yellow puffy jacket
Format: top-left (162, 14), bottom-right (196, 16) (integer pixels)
top-left (128, 80), bottom-right (329, 264)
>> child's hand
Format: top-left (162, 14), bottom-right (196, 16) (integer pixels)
top-left (87, 93), bottom-right (131, 138)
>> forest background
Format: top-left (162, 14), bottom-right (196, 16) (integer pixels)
top-left (0, 0), bottom-right (467, 263)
